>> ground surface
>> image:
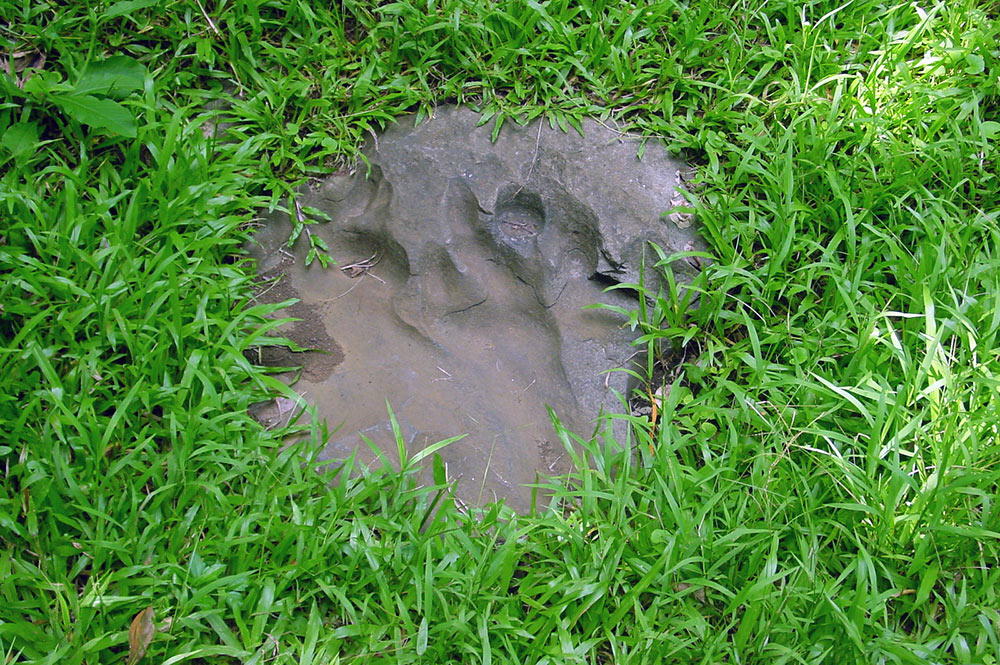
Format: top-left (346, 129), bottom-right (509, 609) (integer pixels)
top-left (2, 1), bottom-right (999, 663)
top-left (248, 106), bottom-right (701, 512)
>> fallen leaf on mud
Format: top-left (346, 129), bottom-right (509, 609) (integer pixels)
top-left (127, 606), bottom-right (155, 665)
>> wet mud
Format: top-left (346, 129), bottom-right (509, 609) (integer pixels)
top-left (247, 106), bottom-right (701, 512)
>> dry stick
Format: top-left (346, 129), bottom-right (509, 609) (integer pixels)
top-left (327, 273), bottom-right (368, 301)
top-left (512, 120), bottom-right (544, 198)
top-left (477, 434), bottom-right (501, 506)
top-left (340, 252), bottom-right (381, 276)
top-left (592, 117), bottom-right (671, 143)
top-left (324, 253), bottom-right (387, 301)
top-left (282, 392), bottom-right (306, 429)
top-left (253, 272), bottom-right (286, 302)
top-left (195, 0), bottom-right (222, 37)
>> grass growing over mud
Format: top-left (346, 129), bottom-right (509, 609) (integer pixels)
top-left (2, 0), bottom-right (1000, 663)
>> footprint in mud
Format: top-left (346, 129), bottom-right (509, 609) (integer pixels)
top-left (247, 105), bottom-right (701, 512)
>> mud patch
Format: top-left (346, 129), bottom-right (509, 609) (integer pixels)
top-left (247, 106), bottom-right (702, 512)
top-left (248, 265), bottom-right (343, 383)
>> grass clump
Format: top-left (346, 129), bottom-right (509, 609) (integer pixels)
top-left (2, 0), bottom-right (999, 663)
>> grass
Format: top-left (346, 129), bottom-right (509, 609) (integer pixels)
top-left (2, 0), bottom-right (999, 662)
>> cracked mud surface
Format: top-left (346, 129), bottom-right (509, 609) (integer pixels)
top-left (248, 106), bottom-right (700, 512)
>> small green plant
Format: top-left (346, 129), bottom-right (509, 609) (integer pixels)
top-left (3, 55), bottom-right (147, 138)
top-left (286, 196), bottom-right (335, 268)
top-left (589, 242), bottom-right (711, 432)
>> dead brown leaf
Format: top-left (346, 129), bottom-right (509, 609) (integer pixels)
top-left (674, 582), bottom-right (707, 603)
top-left (0, 49), bottom-right (46, 88)
top-left (127, 606), bottom-right (155, 665)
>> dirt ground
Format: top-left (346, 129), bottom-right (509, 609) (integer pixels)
top-left (244, 256), bottom-right (343, 428)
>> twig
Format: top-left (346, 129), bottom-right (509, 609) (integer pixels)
top-left (253, 272), bottom-right (288, 303)
top-left (477, 434), bottom-right (500, 505)
top-left (326, 273), bottom-right (368, 301)
top-left (524, 120), bottom-right (543, 183)
top-left (340, 252), bottom-right (381, 277)
top-left (512, 121), bottom-right (544, 197)
top-left (592, 117), bottom-right (670, 143)
top-left (433, 366), bottom-right (454, 383)
top-left (282, 392), bottom-right (305, 428)
top-left (195, 0), bottom-right (222, 37)
top-left (294, 199), bottom-right (306, 223)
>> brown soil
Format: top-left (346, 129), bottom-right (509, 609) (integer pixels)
top-left (247, 258), bottom-right (344, 382)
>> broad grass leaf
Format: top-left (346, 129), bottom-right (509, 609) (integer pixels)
top-left (20, 69), bottom-right (72, 97)
top-left (74, 56), bottom-right (146, 99)
top-left (1, 121), bottom-right (39, 157)
top-left (409, 434), bottom-right (465, 465)
top-left (965, 53), bottom-right (985, 75)
top-left (51, 93), bottom-right (137, 137)
top-left (127, 606), bottom-right (155, 665)
top-left (432, 452), bottom-right (446, 485)
top-left (416, 617), bottom-right (428, 655)
top-left (102, 0), bottom-right (160, 19)
top-left (915, 564), bottom-right (939, 607)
